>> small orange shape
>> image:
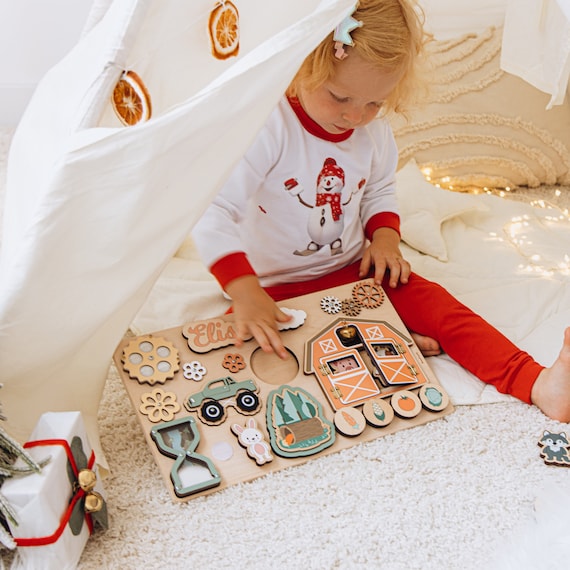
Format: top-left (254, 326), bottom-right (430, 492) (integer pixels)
top-left (398, 395), bottom-right (415, 412)
top-left (391, 390), bottom-right (422, 418)
top-left (208, 1), bottom-right (240, 60)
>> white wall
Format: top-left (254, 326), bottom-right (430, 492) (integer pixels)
top-left (0, 0), bottom-right (93, 126)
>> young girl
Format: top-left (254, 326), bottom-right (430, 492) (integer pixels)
top-left (192, 0), bottom-right (570, 422)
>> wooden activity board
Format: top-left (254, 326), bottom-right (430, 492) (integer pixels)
top-left (114, 279), bottom-right (454, 502)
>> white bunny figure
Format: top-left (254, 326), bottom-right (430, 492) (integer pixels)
top-left (231, 418), bottom-right (273, 465)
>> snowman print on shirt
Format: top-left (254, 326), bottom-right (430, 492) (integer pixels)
top-left (284, 157), bottom-right (364, 256)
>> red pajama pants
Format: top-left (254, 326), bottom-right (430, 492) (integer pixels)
top-left (263, 261), bottom-right (543, 404)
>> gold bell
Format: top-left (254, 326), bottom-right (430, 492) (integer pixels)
top-left (77, 469), bottom-right (97, 492)
top-left (84, 491), bottom-right (104, 513)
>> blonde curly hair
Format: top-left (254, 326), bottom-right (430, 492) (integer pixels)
top-left (287, 0), bottom-right (428, 115)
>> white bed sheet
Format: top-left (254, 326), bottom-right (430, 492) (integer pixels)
top-left (132, 160), bottom-right (570, 407)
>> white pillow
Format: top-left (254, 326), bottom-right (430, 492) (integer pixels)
top-left (395, 159), bottom-right (489, 261)
top-left (390, 26), bottom-right (570, 190)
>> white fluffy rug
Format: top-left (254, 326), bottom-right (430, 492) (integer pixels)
top-left (2, 126), bottom-right (570, 570)
top-left (88, 373), bottom-right (570, 570)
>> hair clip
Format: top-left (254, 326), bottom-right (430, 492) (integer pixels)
top-left (333, 10), bottom-right (363, 60)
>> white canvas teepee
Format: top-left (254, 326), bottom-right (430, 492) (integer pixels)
top-left (0, 0), bottom-right (355, 467)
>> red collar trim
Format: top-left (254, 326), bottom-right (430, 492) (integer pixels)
top-left (287, 96), bottom-right (353, 142)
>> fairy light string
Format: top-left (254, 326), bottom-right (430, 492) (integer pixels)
top-left (419, 166), bottom-right (570, 277)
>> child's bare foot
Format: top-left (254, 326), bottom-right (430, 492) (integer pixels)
top-left (531, 327), bottom-right (570, 422)
top-left (411, 332), bottom-right (442, 357)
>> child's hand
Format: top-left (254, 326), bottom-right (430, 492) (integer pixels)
top-left (225, 275), bottom-right (292, 359)
top-left (359, 227), bottom-right (411, 288)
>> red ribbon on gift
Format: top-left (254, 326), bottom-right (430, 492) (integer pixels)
top-left (14, 438), bottom-right (95, 547)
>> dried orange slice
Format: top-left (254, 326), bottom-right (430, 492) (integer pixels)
top-left (208, 1), bottom-right (240, 60)
top-left (111, 70), bottom-right (152, 126)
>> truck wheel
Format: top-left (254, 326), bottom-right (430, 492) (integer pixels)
top-left (236, 391), bottom-right (260, 413)
top-left (200, 400), bottom-right (225, 423)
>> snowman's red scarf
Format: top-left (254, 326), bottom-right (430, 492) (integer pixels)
top-left (315, 192), bottom-right (342, 220)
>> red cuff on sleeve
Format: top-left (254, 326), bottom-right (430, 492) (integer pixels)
top-left (364, 212), bottom-right (401, 241)
top-left (210, 252), bottom-right (256, 290)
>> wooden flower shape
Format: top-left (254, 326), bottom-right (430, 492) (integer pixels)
top-left (139, 388), bottom-right (181, 423)
top-left (183, 360), bottom-right (207, 381)
top-left (222, 353), bottom-right (246, 373)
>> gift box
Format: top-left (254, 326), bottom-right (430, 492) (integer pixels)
top-left (2, 411), bottom-right (107, 570)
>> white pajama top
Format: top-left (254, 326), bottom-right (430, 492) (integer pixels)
top-left (191, 96), bottom-right (401, 289)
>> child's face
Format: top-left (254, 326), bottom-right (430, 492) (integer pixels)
top-left (298, 53), bottom-right (401, 135)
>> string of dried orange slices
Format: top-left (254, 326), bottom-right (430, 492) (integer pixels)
top-left (111, 1), bottom-right (240, 126)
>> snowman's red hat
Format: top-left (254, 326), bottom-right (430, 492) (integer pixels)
top-left (317, 157), bottom-right (344, 184)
